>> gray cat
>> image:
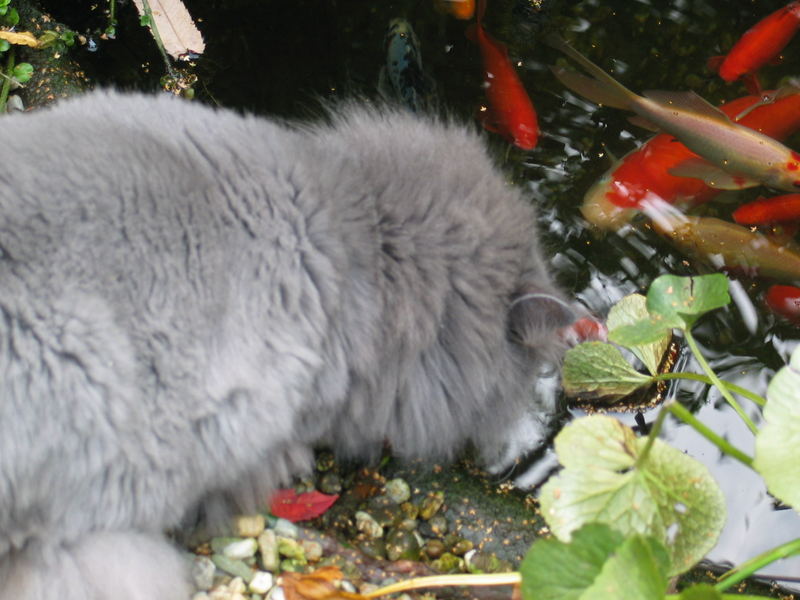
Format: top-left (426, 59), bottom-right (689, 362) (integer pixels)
top-left (0, 91), bottom-right (576, 599)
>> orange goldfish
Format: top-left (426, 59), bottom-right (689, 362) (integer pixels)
top-left (710, 1), bottom-right (800, 93)
top-left (733, 194), bottom-right (800, 224)
top-left (466, 0), bottom-right (539, 149)
top-left (548, 34), bottom-right (800, 193)
top-left (433, 0), bottom-right (475, 20)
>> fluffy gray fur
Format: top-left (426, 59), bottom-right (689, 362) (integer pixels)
top-left (0, 91), bottom-right (575, 599)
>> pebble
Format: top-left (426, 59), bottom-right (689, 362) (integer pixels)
top-left (272, 519), bottom-right (299, 539)
top-left (209, 577), bottom-right (248, 600)
top-left (232, 514), bottom-right (266, 538)
top-left (222, 538), bottom-right (259, 560)
top-left (355, 511), bottom-right (384, 538)
top-left (384, 478), bottom-right (411, 504)
top-left (385, 528), bottom-right (421, 561)
top-left (191, 555), bottom-right (217, 591)
top-left (419, 491), bottom-right (445, 520)
top-left (277, 536), bottom-right (306, 561)
top-left (248, 571), bottom-right (274, 594)
top-left (257, 530), bottom-right (280, 572)
top-left (211, 554), bottom-right (255, 582)
top-left (300, 539), bottom-right (323, 562)
top-left (318, 472), bottom-right (342, 494)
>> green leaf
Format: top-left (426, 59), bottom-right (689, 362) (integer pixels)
top-left (561, 342), bottom-right (652, 400)
top-left (607, 294), bottom-right (671, 375)
top-left (520, 522), bottom-right (669, 600)
top-left (646, 274), bottom-right (730, 329)
top-left (12, 62), bottom-right (32, 84)
top-left (539, 415), bottom-right (726, 575)
top-left (0, 39), bottom-right (9, 52)
top-left (608, 316), bottom-right (678, 349)
top-left (2, 7), bottom-right (18, 27)
top-left (754, 346), bottom-right (800, 509)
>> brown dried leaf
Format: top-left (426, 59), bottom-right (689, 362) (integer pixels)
top-left (0, 30), bottom-right (41, 48)
top-left (132, 0), bottom-right (205, 59)
top-left (280, 567), bottom-right (365, 600)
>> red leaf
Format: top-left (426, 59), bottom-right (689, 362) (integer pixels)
top-left (269, 489), bottom-right (339, 522)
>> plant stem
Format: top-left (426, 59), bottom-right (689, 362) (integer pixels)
top-left (361, 573), bottom-right (521, 598)
top-left (668, 402), bottom-right (753, 467)
top-left (653, 371), bottom-right (766, 407)
top-left (0, 47), bottom-right (15, 113)
top-left (683, 329), bottom-right (758, 434)
top-left (715, 538), bottom-right (800, 592)
top-left (139, 0), bottom-right (175, 76)
top-left (635, 400), bottom-right (670, 469)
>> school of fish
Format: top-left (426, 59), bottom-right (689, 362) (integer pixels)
top-left (398, 1), bottom-right (800, 323)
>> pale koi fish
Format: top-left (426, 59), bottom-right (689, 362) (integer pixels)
top-left (546, 34), bottom-right (800, 193)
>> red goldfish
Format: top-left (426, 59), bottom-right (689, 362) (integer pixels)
top-left (733, 194), bottom-right (800, 224)
top-left (765, 284), bottom-right (800, 323)
top-left (466, 0), bottom-right (539, 149)
top-left (433, 0), bottom-right (475, 20)
top-left (582, 90), bottom-right (800, 229)
top-left (710, 1), bottom-right (800, 93)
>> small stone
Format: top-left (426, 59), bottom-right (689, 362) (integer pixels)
top-left (232, 514), bottom-right (266, 538)
top-left (354, 511), bottom-right (384, 538)
top-left (423, 539), bottom-right (445, 560)
top-left (357, 538), bottom-right (386, 560)
top-left (211, 537), bottom-right (244, 554)
top-left (209, 576), bottom-right (248, 600)
top-left (428, 515), bottom-right (448, 536)
top-left (211, 554), bottom-right (255, 582)
top-left (192, 593), bottom-right (211, 600)
top-left (316, 451), bottom-right (336, 471)
top-left (419, 491), bottom-right (445, 520)
top-left (396, 518), bottom-right (418, 532)
top-left (268, 586), bottom-right (286, 600)
top-left (430, 552), bottom-right (464, 573)
top-left (191, 555), bottom-right (217, 591)
top-left (317, 472), bottom-right (342, 495)
top-left (385, 528), bottom-right (421, 561)
top-left (257, 530), bottom-right (280, 572)
top-left (279, 558), bottom-right (307, 572)
top-left (384, 478), bottom-right (411, 504)
top-left (222, 538), bottom-right (259, 560)
top-left (248, 571), bottom-right (274, 594)
top-left (272, 518), bottom-right (299, 539)
top-left (399, 502), bottom-right (419, 520)
top-left (300, 540), bottom-right (323, 562)
top-left (277, 537), bottom-right (306, 561)
top-left (450, 538), bottom-right (474, 556)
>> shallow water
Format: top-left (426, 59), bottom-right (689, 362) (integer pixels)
top-left (51, 0), bottom-right (800, 586)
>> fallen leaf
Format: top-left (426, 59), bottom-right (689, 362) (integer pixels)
top-left (132, 0), bottom-right (205, 59)
top-left (280, 567), bottom-right (364, 600)
top-left (269, 489), bottom-right (339, 522)
top-left (0, 30), bottom-right (41, 48)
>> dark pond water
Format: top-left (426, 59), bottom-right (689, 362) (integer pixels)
top-left (45, 0), bottom-right (800, 585)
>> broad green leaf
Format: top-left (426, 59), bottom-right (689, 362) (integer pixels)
top-left (607, 294), bottom-right (671, 375)
top-left (754, 346), bottom-right (800, 509)
top-left (646, 274), bottom-right (730, 328)
top-left (539, 415), bottom-right (726, 575)
top-left (561, 342), bottom-right (652, 400)
top-left (520, 522), bottom-right (669, 600)
top-left (677, 584), bottom-right (724, 600)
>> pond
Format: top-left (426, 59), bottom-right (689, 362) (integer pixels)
top-left (48, 0), bottom-right (800, 587)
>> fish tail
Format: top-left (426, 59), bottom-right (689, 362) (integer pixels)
top-left (476, 0), bottom-right (486, 24)
top-left (545, 33), bottom-right (638, 110)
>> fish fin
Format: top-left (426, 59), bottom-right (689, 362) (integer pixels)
top-left (544, 33), bottom-right (637, 110)
top-left (642, 89), bottom-right (733, 124)
top-left (626, 114), bottom-right (660, 131)
top-left (669, 157), bottom-right (759, 190)
top-left (549, 65), bottom-right (630, 109)
top-left (742, 73), bottom-right (763, 95)
top-left (707, 55), bottom-right (724, 73)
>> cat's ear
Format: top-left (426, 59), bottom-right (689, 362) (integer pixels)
top-left (507, 286), bottom-right (576, 348)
